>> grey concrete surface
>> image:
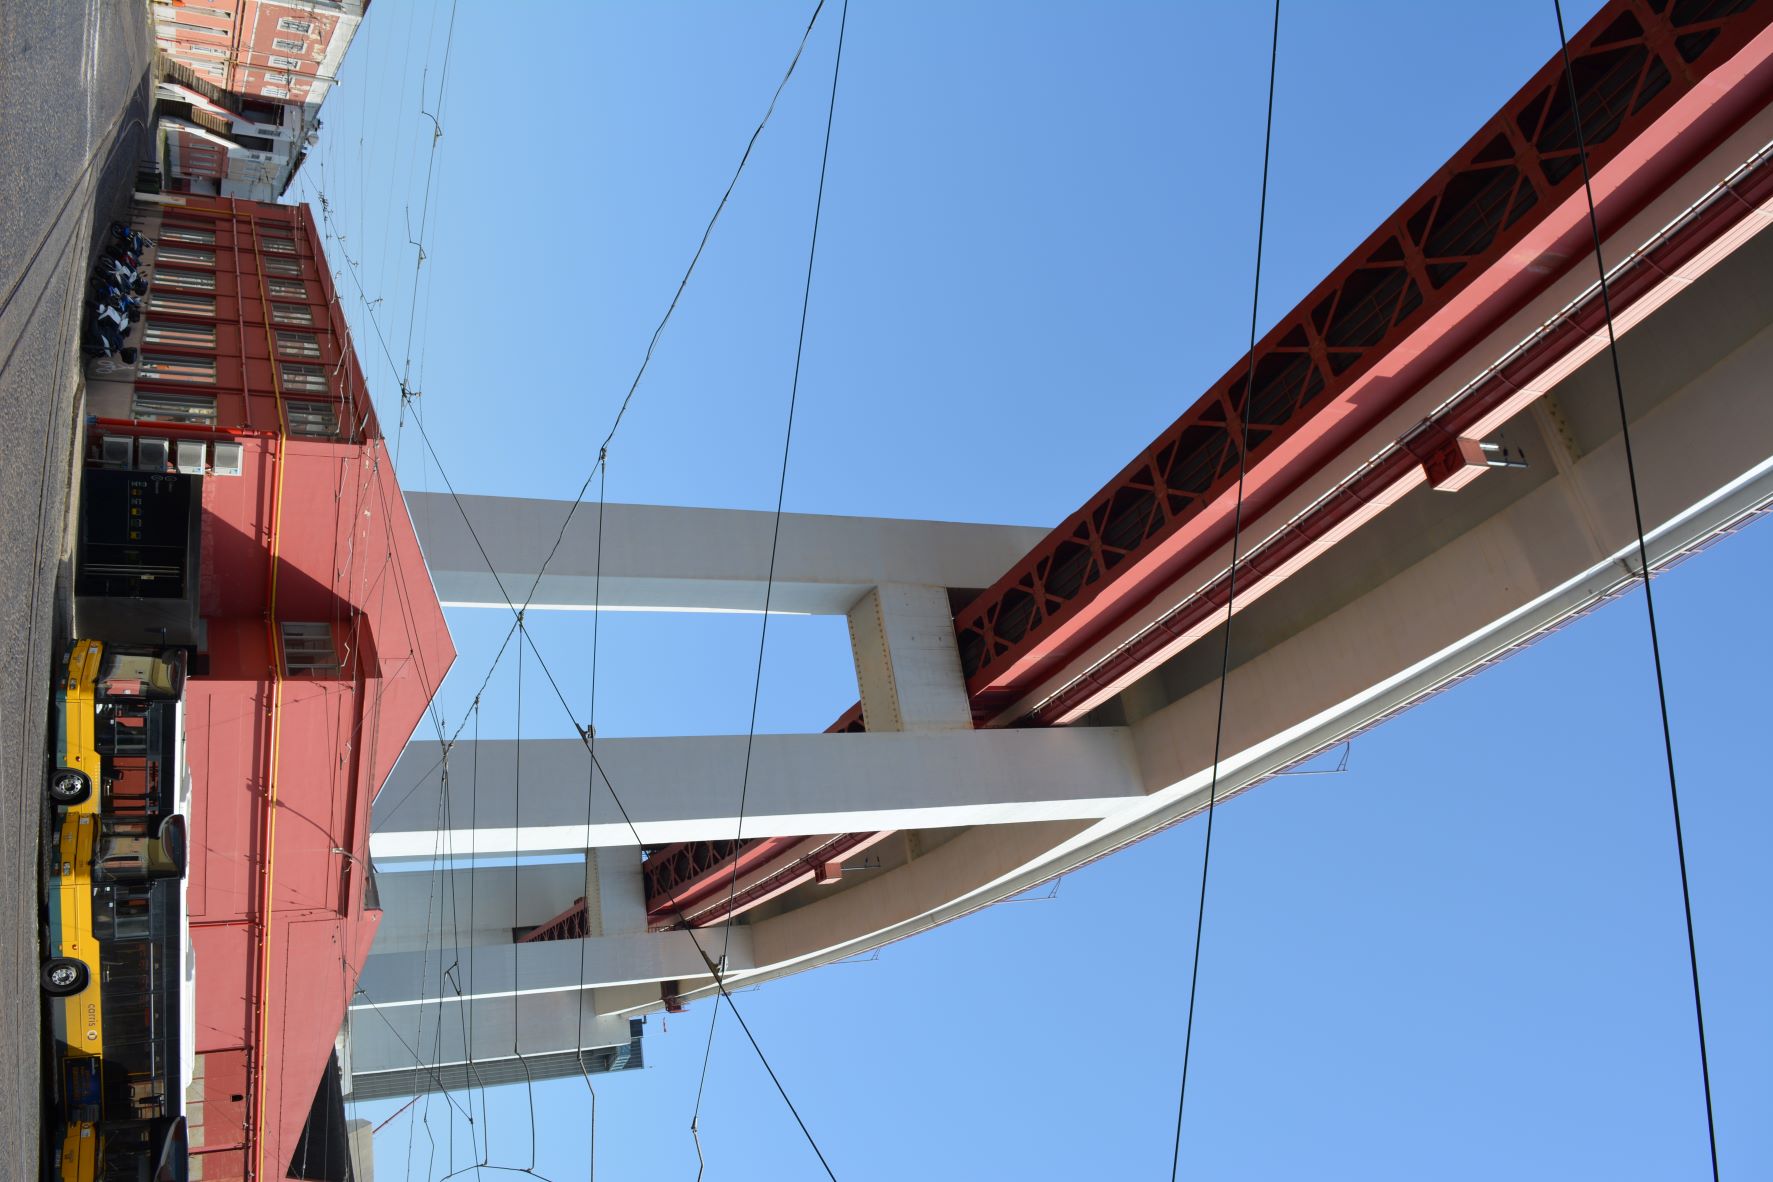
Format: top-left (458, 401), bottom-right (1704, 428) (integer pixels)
top-left (0, 1), bottom-right (153, 1173)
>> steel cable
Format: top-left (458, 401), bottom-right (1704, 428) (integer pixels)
top-left (692, 2), bottom-right (850, 1177)
top-left (1170, 3), bottom-right (1280, 1176)
top-left (1551, 4), bottom-right (1721, 1177)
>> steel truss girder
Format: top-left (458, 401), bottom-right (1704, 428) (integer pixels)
top-left (643, 0), bottom-right (1773, 924)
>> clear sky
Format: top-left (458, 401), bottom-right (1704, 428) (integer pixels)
top-left (294, 2), bottom-right (1770, 1177)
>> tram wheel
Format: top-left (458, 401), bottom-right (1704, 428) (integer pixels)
top-left (47, 768), bottom-right (90, 806)
top-left (41, 958), bottom-right (89, 997)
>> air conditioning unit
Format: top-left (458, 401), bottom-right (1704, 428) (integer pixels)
top-left (211, 440), bottom-right (243, 477)
top-left (176, 440), bottom-right (207, 475)
top-left (138, 437), bottom-right (170, 471)
top-left (100, 436), bottom-right (133, 467)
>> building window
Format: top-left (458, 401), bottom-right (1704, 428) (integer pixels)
top-left (149, 291), bottom-right (216, 318)
top-left (155, 269), bottom-right (216, 292)
top-left (188, 44), bottom-right (227, 58)
top-left (261, 86), bottom-right (290, 99)
top-left (261, 236), bottom-right (297, 255)
top-left (156, 245), bottom-right (215, 267)
top-left (266, 278), bottom-right (306, 299)
top-left (286, 400), bottom-right (338, 438)
top-left (272, 37), bottom-right (306, 52)
top-left (267, 55), bottom-right (302, 70)
top-left (139, 354), bottom-right (218, 385)
top-left (132, 391), bottom-right (217, 425)
top-left (277, 17), bottom-right (314, 35)
top-left (275, 330), bottom-right (321, 359)
top-left (142, 321), bottom-right (217, 350)
top-left (263, 255), bottom-right (301, 277)
top-left (280, 622), bottom-right (340, 676)
top-left (159, 224), bottom-right (216, 246)
top-left (270, 302), bottom-right (313, 326)
top-left (279, 362), bottom-right (328, 394)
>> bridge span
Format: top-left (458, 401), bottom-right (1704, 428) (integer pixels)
top-left (348, 0), bottom-right (1773, 1096)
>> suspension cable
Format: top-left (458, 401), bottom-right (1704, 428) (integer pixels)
top-left (574, 454), bottom-right (608, 1182)
top-left (692, 2), bottom-right (851, 1173)
top-left (1170, 3), bottom-right (1280, 1176)
top-left (1550, 5), bottom-right (1720, 1178)
top-left (512, 0), bottom-right (835, 624)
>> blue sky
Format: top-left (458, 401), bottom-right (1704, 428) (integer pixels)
top-left (296, 2), bottom-right (1769, 1177)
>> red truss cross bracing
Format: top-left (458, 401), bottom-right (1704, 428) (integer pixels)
top-left (644, 0), bottom-right (1773, 930)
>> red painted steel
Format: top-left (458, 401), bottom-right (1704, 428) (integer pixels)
top-left (131, 195), bottom-right (453, 1178)
top-left (1029, 139), bottom-right (1773, 724)
top-left (520, 897), bottom-right (591, 943)
top-left (644, 0), bottom-right (1773, 927)
top-left (645, 836), bottom-right (816, 928)
top-left (953, 0), bottom-right (1773, 721)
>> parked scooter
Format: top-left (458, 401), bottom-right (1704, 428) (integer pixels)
top-left (111, 222), bottom-right (153, 255)
top-left (93, 256), bottom-right (148, 295)
top-left (84, 223), bottom-right (155, 358)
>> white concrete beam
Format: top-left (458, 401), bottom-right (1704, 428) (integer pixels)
top-left (407, 493), bottom-right (1049, 614)
top-left (347, 988), bottom-right (637, 1076)
top-left (358, 927), bottom-right (752, 1008)
top-left (371, 727), bottom-right (1142, 857)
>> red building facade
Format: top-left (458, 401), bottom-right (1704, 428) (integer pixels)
top-left (153, 1), bottom-right (367, 201)
top-left (156, 0), bottom-right (366, 107)
top-left (85, 195), bottom-right (452, 1179)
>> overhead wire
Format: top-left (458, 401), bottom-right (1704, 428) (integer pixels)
top-left (507, 0), bottom-right (835, 623)
top-left (305, 2), bottom-right (845, 1174)
top-left (691, 2), bottom-right (849, 1177)
top-left (512, 627), bottom-right (842, 1181)
top-left (1169, 2), bottom-right (1280, 1177)
top-left (571, 455), bottom-right (609, 1182)
top-left (1550, 5), bottom-right (1720, 1178)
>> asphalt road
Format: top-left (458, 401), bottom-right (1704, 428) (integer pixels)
top-left (0, 1), bottom-right (153, 1172)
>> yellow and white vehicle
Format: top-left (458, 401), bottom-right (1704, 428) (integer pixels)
top-left (45, 639), bottom-right (190, 1182)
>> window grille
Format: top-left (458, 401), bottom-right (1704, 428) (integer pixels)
top-left (131, 392), bottom-right (216, 425)
top-left (272, 37), bottom-right (305, 52)
top-left (139, 354), bottom-right (217, 385)
top-left (142, 322), bottom-right (217, 350)
top-left (277, 18), bottom-right (313, 34)
top-left (286, 400), bottom-right (338, 438)
top-left (150, 292), bottom-right (216, 318)
top-left (279, 362), bottom-right (328, 394)
top-left (155, 270), bottom-right (216, 292)
top-left (159, 224), bottom-right (216, 246)
top-left (280, 622), bottom-right (339, 676)
top-left (275, 331), bottom-right (321, 359)
top-left (157, 245), bottom-right (215, 267)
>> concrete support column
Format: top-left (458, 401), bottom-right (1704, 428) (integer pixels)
top-left (847, 583), bottom-right (973, 732)
top-left (583, 847), bottom-right (648, 937)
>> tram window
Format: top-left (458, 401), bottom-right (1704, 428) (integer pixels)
top-left (100, 651), bottom-right (179, 697)
top-left (96, 705), bottom-right (151, 756)
top-left (110, 894), bottom-right (153, 941)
